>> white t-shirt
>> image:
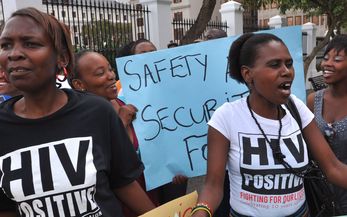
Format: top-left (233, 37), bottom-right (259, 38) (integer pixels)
top-left (208, 95), bottom-right (314, 216)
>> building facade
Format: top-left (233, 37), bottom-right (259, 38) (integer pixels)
top-left (258, 3), bottom-right (328, 37)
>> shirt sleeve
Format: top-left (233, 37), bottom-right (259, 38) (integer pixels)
top-left (208, 102), bottom-right (231, 141)
top-left (107, 110), bottom-right (144, 189)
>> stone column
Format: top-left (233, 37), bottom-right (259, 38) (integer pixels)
top-left (220, 1), bottom-right (244, 36)
top-left (139, 0), bottom-right (173, 49)
top-left (268, 15), bottom-right (283, 29)
top-left (302, 22), bottom-right (318, 89)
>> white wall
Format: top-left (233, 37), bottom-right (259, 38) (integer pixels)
top-left (170, 0), bottom-right (222, 21)
top-left (2, 0), bottom-right (44, 21)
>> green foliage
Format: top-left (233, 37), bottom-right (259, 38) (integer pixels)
top-left (243, 0), bottom-right (347, 31)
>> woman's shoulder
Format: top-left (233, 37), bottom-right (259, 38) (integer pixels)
top-left (289, 94), bottom-right (314, 128)
top-left (306, 92), bottom-right (315, 111)
top-left (219, 98), bottom-right (245, 110)
top-left (213, 98), bottom-right (245, 118)
top-left (306, 89), bottom-right (326, 111)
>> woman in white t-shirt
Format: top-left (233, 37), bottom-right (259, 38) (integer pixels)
top-left (191, 33), bottom-right (347, 217)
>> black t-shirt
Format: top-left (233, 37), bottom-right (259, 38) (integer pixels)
top-left (0, 89), bottom-right (144, 217)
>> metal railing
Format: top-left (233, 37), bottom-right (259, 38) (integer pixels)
top-left (43, 0), bottom-right (150, 68)
top-left (172, 19), bottom-right (228, 44)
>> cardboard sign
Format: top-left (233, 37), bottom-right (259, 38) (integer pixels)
top-left (139, 191), bottom-right (198, 217)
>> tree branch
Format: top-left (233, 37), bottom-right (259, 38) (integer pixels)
top-left (180, 0), bottom-right (216, 45)
top-left (303, 26), bottom-right (334, 78)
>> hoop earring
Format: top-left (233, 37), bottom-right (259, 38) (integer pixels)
top-left (56, 67), bottom-right (68, 82)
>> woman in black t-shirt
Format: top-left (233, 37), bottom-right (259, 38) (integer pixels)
top-left (0, 7), bottom-right (154, 217)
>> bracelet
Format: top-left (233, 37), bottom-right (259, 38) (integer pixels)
top-left (197, 203), bottom-right (213, 215)
top-left (190, 207), bottom-right (212, 217)
top-left (190, 202), bottom-right (213, 217)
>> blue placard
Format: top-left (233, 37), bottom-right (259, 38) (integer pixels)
top-left (116, 26), bottom-right (306, 190)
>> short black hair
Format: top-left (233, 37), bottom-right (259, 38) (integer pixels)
top-left (130, 39), bottom-right (154, 54)
top-left (324, 34), bottom-right (347, 57)
top-left (117, 41), bottom-right (135, 58)
top-left (205, 28), bottom-right (227, 40)
top-left (167, 41), bottom-right (178, 48)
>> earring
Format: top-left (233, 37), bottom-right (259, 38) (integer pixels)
top-left (56, 67), bottom-right (68, 82)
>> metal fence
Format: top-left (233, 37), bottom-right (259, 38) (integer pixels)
top-left (243, 24), bottom-right (269, 34)
top-left (172, 19), bottom-right (228, 44)
top-left (171, 15), bottom-right (270, 45)
top-left (43, 0), bottom-right (150, 69)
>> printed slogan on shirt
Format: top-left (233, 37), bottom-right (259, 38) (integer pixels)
top-left (0, 137), bottom-right (101, 217)
top-left (236, 129), bottom-right (308, 209)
